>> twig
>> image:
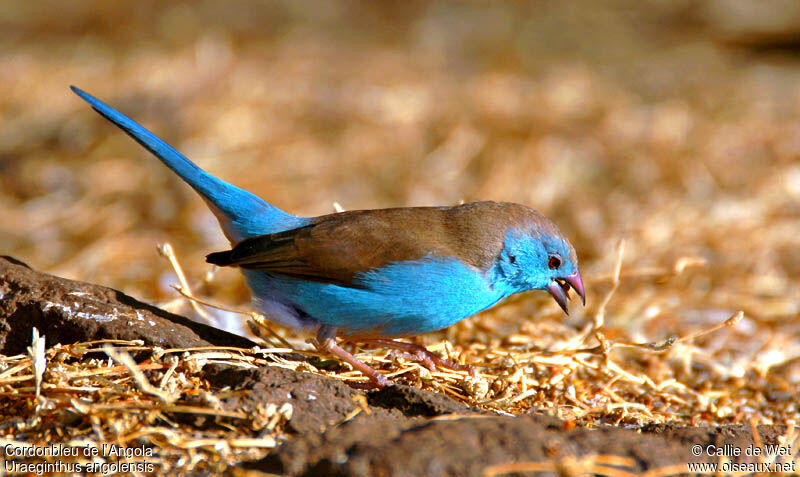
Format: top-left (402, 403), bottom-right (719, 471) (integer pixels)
top-left (102, 345), bottom-right (177, 404)
top-left (157, 242), bottom-right (211, 320)
top-left (170, 284), bottom-right (294, 349)
top-left (27, 328), bottom-right (46, 405)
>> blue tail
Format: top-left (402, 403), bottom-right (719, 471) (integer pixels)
top-left (71, 86), bottom-right (308, 242)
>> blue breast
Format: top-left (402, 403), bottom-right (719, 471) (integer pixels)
top-left (247, 257), bottom-right (513, 338)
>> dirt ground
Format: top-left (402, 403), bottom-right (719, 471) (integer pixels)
top-left (2, 256), bottom-right (797, 475)
top-left (1, 1), bottom-right (799, 475)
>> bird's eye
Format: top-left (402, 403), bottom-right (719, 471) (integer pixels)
top-left (509, 255), bottom-right (517, 264)
top-left (548, 255), bottom-right (561, 269)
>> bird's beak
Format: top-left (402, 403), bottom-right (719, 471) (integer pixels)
top-left (565, 270), bottom-right (586, 306)
top-left (546, 270), bottom-right (586, 315)
top-left (546, 280), bottom-right (569, 314)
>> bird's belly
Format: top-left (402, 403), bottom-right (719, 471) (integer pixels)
top-left (249, 258), bottom-right (507, 338)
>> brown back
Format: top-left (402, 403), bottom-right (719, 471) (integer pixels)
top-left (214, 201), bottom-right (565, 287)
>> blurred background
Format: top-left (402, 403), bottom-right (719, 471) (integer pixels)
top-left (1, 1), bottom-right (799, 345)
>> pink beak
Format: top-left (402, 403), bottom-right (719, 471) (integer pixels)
top-left (545, 270), bottom-right (585, 315)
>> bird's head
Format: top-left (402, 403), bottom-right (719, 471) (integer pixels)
top-left (492, 223), bottom-right (585, 314)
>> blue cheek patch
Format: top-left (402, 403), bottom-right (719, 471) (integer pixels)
top-left (493, 228), bottom-right (568, 292)
top-left (259, 257), bottom-right (512, 338)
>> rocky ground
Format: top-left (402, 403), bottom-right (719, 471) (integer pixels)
top-left (2, 256), bottom-right (796, 475)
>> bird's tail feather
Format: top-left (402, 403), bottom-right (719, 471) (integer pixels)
top-left (70, 86), bottom-right (308, 242)
top-left (206, 250), bottom-right (234, 267)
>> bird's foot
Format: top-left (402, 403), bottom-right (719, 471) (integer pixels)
top-left (362, 339), bottom-right (477, 377)
top-left (316, 326), bottom-right (392, 389)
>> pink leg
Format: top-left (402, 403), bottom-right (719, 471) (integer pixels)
top-left (316, 326), bottom-right (392, 388)
top-left (360, 339), bottom-right (476, 377)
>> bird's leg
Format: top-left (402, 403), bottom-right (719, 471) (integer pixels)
top-left (316, 326), bottom-right (392, 388)
top-left (360, 339), bottom-right (476, 377)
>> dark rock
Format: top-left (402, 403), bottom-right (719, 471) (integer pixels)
top-left (0, 256), bottom-right (255, 354)
top-left (251, 415), bottom-right (695, 476)
top-left (367, 383), bottom-right (475, 417)
top-left (205, 364), bottom-right (482, 436)
top-left (642, 422), bottom-right (790, 464)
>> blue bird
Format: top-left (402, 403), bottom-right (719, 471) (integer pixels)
top-left (71, 86), bottom-right (585, 387)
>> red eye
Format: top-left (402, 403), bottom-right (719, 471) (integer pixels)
top-left (548, 255), bottom-right (561, 269)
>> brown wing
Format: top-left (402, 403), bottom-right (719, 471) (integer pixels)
top-left (206, 207), bottom-right (459, 288)
top-left (205, 201), bottom-right (556, 288)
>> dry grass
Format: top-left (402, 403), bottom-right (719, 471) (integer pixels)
top-left (1, 0), bottom-right (799, 473)
top-left (0, 337), bottom-right (295, 473)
